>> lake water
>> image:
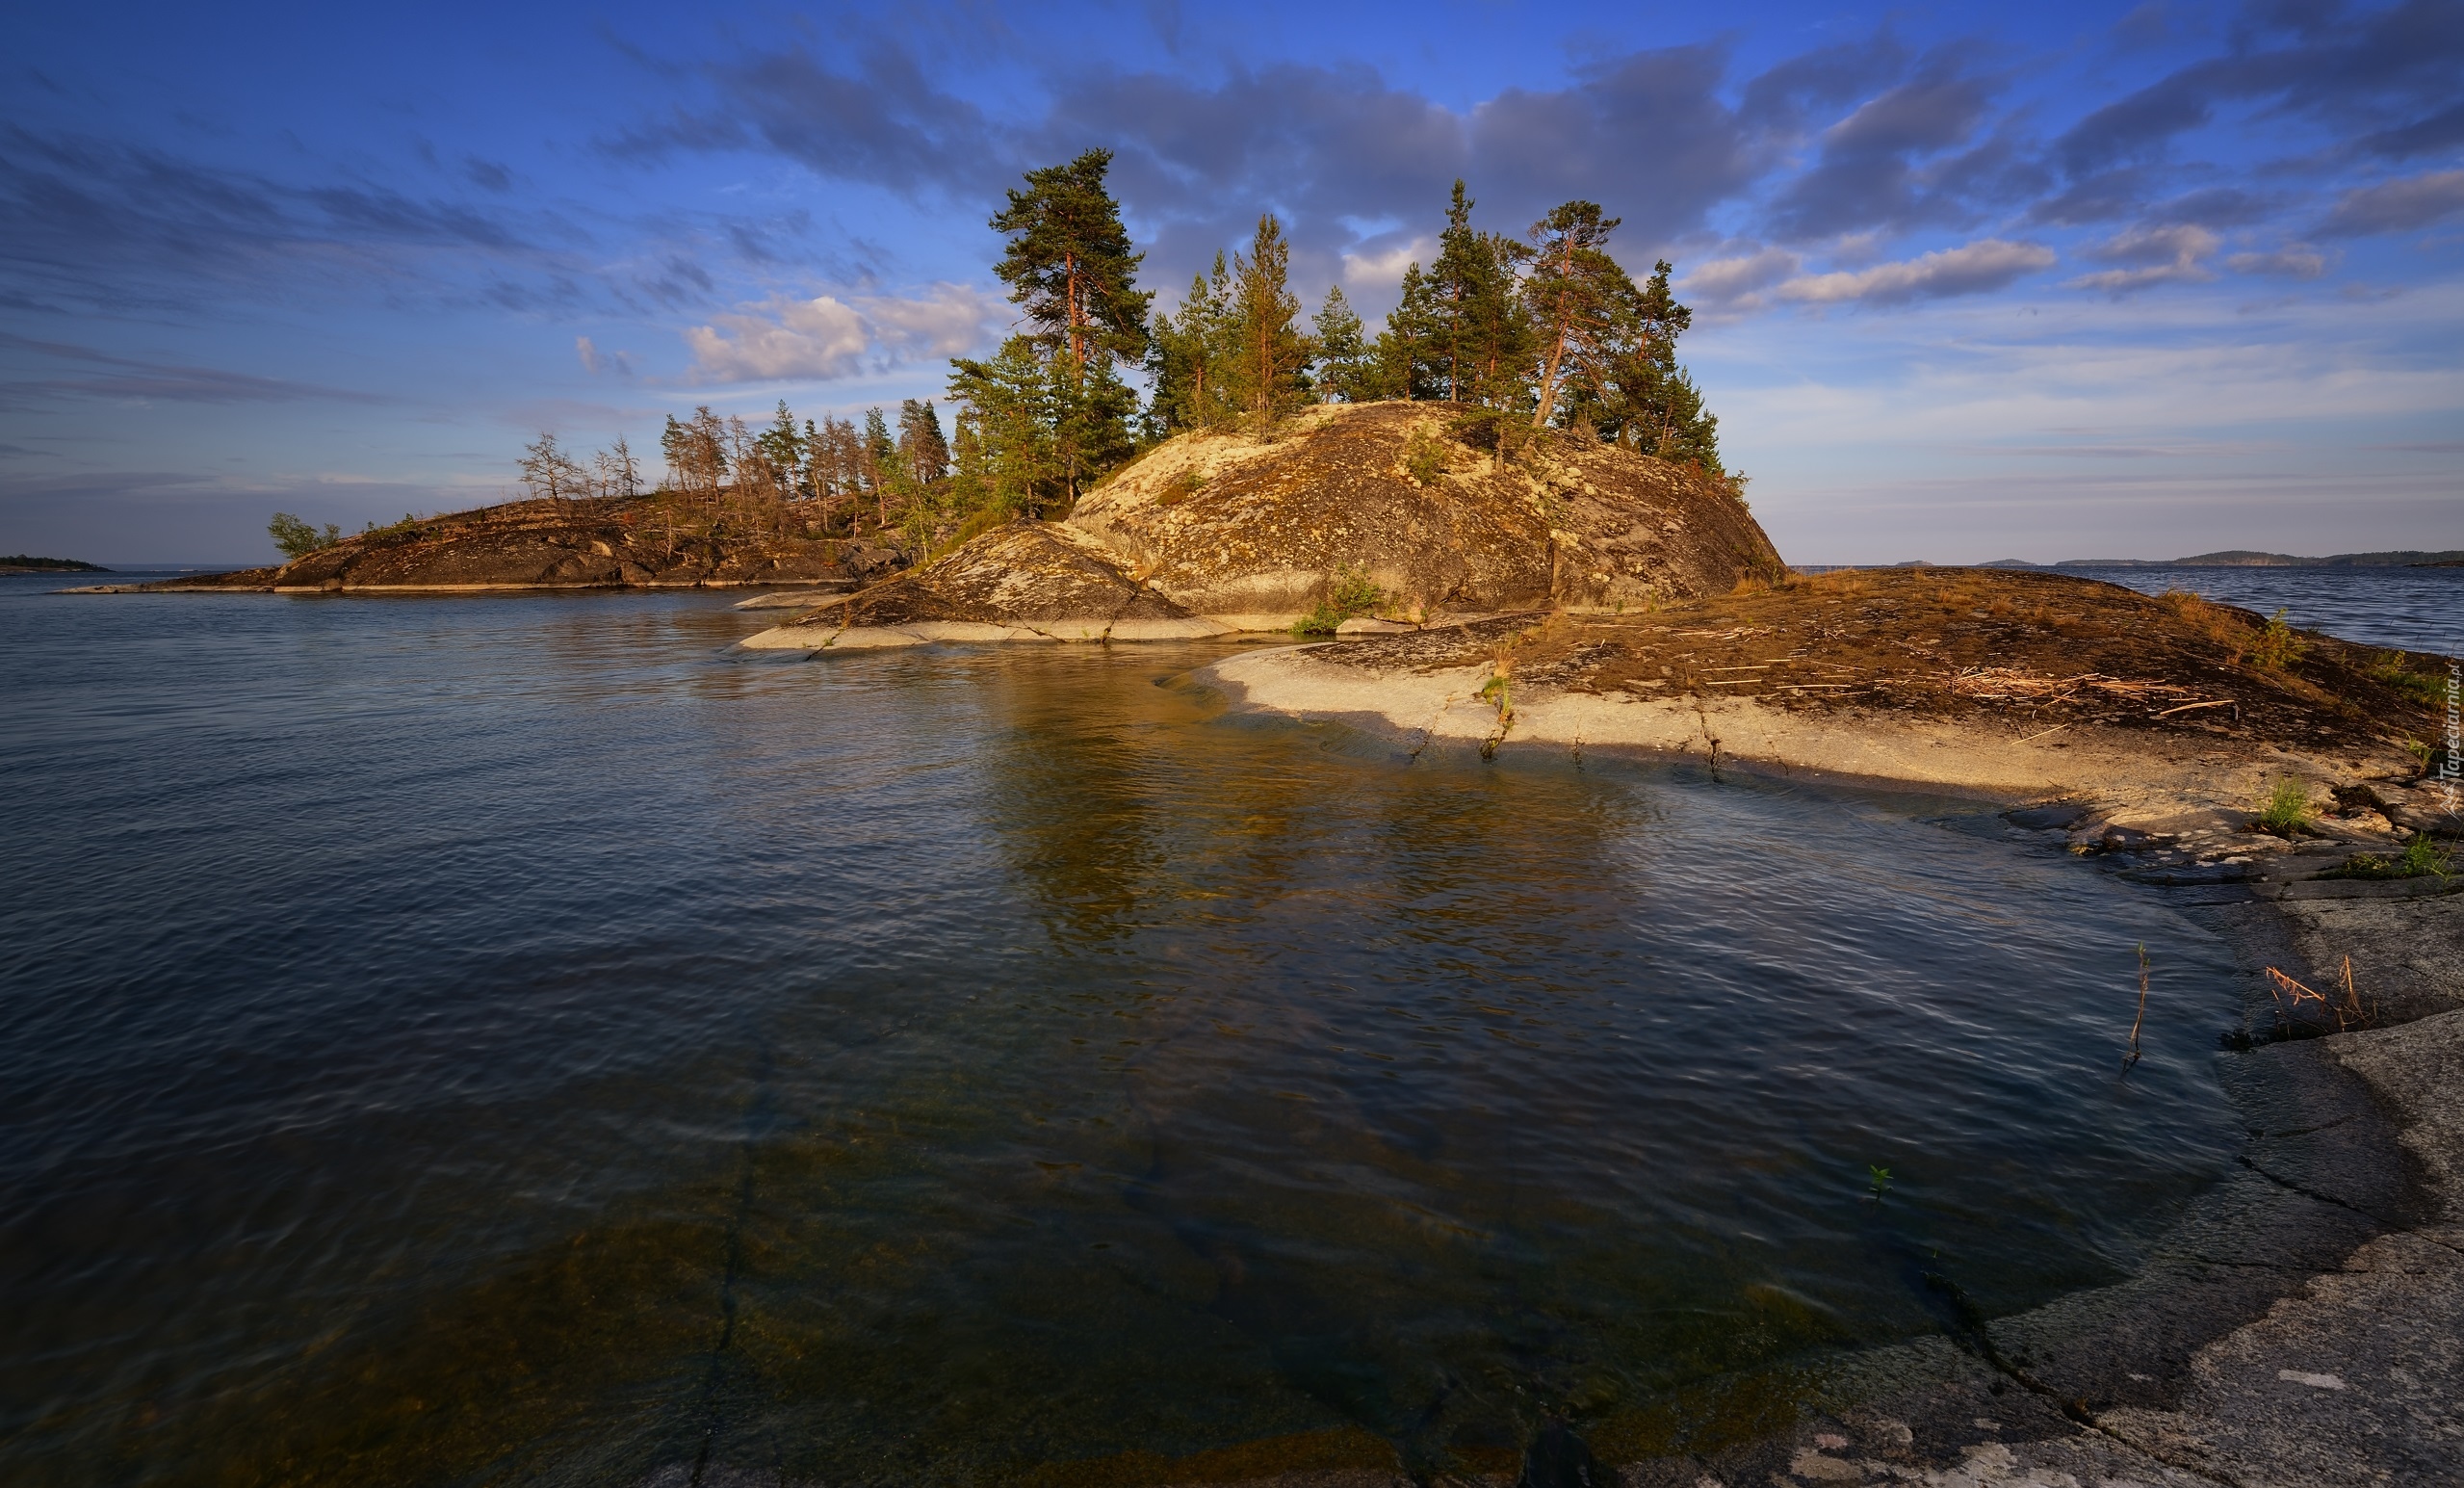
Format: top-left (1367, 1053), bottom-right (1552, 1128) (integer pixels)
top-left (2027, 564), bottom-right (2464, 657)
top-left (0, 572), bottom-right (2343, 1485)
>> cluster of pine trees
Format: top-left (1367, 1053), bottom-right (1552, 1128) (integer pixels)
top-left (530, 151), bottom-right (1734, 559)
top-left (647, 401), bottom-right (955, 548)
top-left (965, 153), bottom-right (1733, 521)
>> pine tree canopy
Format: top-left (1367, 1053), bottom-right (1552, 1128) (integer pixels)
top-left (990, 149), bottom-right (1154, 368)
top-left (1225, 215), bottom-right (1311, 417)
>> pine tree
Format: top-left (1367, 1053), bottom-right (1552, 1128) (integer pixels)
top-left (949, 337), bottom-right (1061, 518)
top-left (1430, 183), bottom-right (1477, 402)
top-left (862, 407), bottom-right (895, 529)
top-left (1224, 214), bottom-right (1310, 417)
top-left (1523, 201), bottom-right (1626, 428)
top-left (757, 401), bottom-right (805, 481)
top-left (1372, 262), bottom-right (1445, 400)
top-left (1148, 254), bottom-right (1232, 431)
top-left (1311, 285), bottom-right (1380, 403)
top-left (1550, 257), bottom-right (1723, 474)
top-left (969, 152), bottom-right (1152, 506)
top-left (989, 148), bottom-right (1153, 368)
top-left (1050, 352), bottom-right (1139, 498)
top-left (897, 400), bottom-right (951, 488)
top-left (946, 405), bottom-right (994, 525)
top-left (1421, 181), bottom-right (1532, 406)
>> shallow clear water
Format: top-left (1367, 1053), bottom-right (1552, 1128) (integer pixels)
top-left (1, 581), bottom-right (2255, 1484)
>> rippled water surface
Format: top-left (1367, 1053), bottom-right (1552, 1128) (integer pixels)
top-left (2, 581), bottom-right (2261, 1485)
top-left (2057, 564), bottom-right (2464, 656)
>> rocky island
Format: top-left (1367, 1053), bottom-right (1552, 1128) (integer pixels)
top-left (738, 400), bottom-right (1779, 649)
top-left (78, 493), bottom-right (895, 594)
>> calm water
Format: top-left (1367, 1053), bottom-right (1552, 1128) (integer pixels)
top-left (3, 578), bottom-right (2261, 1484)
top-left (2050, 564), bottom-right (2464, 656)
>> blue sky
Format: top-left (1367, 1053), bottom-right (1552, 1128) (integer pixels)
top-left (4, 0), bottom-right (2458, 564)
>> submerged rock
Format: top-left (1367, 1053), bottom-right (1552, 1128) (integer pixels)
top-left (747, 401), bottom-right (1783, 648)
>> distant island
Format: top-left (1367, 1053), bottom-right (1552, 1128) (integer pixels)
top-left (0, 555), bottom-right (108, 574)
top-left (1970, 550), bottom-right (2464, 569)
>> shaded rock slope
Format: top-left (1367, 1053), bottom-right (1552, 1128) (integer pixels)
top-left (105, 497), bottom-right (890, 593)
top-left (745, 401), bottom-right (1781, 650)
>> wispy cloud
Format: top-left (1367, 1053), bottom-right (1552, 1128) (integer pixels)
top-left (0, 334), bottom-right (388, 406)
top-left (2319, 170), bottom-right (2464, 236)
top-left (2227, 245), bottom-right (2330, 278)
top-left (575, 336), bottom-right (635, 378)
top-left (680, 283), bottom-right (1004, 383)
top-left (1682, 247), bottom-right (1801, 304)
top-left (1776, 238), bottom-right (2057, 305)
top-left (2066, 223), bottom-right (2218, 295)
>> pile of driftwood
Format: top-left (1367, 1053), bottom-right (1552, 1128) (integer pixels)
top-left (1947, 667), bottom-right (2233, 718)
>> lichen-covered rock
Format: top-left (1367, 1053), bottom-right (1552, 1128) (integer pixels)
top-left (748, 401), bottom-right (1786, 648)
top-left (1067, 401), bottom-right (1781, 624)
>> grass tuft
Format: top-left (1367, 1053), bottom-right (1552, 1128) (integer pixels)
top-left (2321, 833), bottom-right (2453, 881)
top-left (2254, 777), bottom-right (2314, 836)
top-left (2364, 650), bottom-right (2448, 706)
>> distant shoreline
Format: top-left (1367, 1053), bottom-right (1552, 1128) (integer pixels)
top-left (0, 556), bottom-right (111, 575)
top-left (1821, 549), bottom-right (2464, 570)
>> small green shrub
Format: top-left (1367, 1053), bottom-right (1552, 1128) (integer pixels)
top-left (2365, 651), bottom-right (2448, 706)
top-left (268, 511), bottom-right (341, 560)
top-left (1403, 430), bottom-right (1447, 487)
top-left (2249, 608), bottom-right (2309, 669)
top-left (2255, 777), bottom-right (2314, 836)
top-left (2322, 834), bottom-right (2454, 880)
top-left (1156, 467), bottom-right (1206, 508)
top-left (1292, 562), bottom-right (1387, 636)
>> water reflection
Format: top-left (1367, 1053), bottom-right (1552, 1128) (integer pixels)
top-left (0, 598), bottom-right (2247, 1486)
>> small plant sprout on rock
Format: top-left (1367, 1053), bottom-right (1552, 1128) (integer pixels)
top-left (2250, 608), bottom-right (2310, 669)
top-left (1403, 428), bottom-right (1447, 488)
top-left (2323, 833), bottom-right (2454, 880)
top-left (2254, 777), bottom-right (2314, 837)
top-left (1866, 1165), bottom-right (1892, 1200)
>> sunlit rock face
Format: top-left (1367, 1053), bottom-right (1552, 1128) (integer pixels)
top-left (750, 401), bottom-right (1786, 647)
top-left (1068, 401), bottom-right (1783, 625)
